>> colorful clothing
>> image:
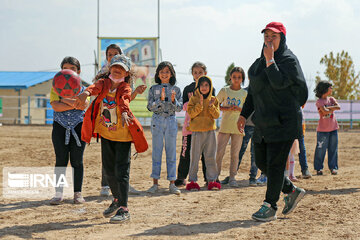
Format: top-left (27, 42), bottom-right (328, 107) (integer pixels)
top-left (316, 97), bottom-right (339, 132)
top-left (216, 86), bottom-right (247, 135)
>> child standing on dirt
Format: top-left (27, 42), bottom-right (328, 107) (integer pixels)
top-left (313, 81), bottom-right (341, 175)
top-left (175, 61), bottom-right (212, 187)
top-left (186, 76), bottom-right (221, 191)
top-left (286, 140), bottom-right (300, 181)
top-left (50, 56), bottom-right (89, 205)
top-left (146, 61), bottom-right (183, 195)
top-left (97, 44), bottom-right (145, 197)
top-left (215, 67), bottom-right (247, 187)
top-left (75, 54), bottom-right (137, 223)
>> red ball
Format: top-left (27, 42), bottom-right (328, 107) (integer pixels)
top-left (52, 69), bottom-right (81, 98)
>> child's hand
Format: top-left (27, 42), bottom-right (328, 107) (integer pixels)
top-left (237, 115), bottom-right (246, 134)
top-left (171, 90), bottom-right (176, 103)
top-left (188, 92), bottom-right (193, 99)
top-left (121, 112), bottom-right (133, 127)
top-left (232, 106), bottom-right (242, 112)
top-left (135, 85), bottom-right (147, 95)
top-left (209, 97), bottom-right (215, 106)
top-left (200, 94), bottom-right (203, 105)
top-left (74, 91), bottom-right (89, 109)
top-left (161, 87), bottom-right (165, 101)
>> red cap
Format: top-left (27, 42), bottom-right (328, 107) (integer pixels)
top-left (261, 22), bottom-right (286, 36)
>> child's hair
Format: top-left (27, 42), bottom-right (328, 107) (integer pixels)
top-left (60, 56), bottom-right (81, 71)
top-left (230, 67), bottom-right (246, 86)
top-left (190, 61), bottom-right (207, 74)
top-left (106, 44), bottom-right (122, 58)
top-left (314, 80), bottom-right (332, 98)
top-left (155, 61), bottom-right (176, 85)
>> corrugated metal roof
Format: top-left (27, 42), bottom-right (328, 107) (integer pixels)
top-left (0, 71), bottom-right (89, 89)
top-left (0, 71), bottom-right (57, 89)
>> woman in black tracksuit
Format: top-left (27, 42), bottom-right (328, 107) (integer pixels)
top-left (238, 22), bottom-right (308, 222)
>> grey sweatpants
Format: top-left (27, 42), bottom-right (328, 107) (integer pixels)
top-left (188, 130), bottom-right (218, 182)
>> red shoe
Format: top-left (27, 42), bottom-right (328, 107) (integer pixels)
top-left (186, 181), bottom-right (200, 191)
top-left (208, 181), bottom-right (221, 190)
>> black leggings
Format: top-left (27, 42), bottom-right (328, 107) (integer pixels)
top-left (101, 138), bottom-right (131, 207)
top-left (52, 122), bottom-right (86, 193)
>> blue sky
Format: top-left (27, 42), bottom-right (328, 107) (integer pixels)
top-left (1, 0), bottom-right (359, 99)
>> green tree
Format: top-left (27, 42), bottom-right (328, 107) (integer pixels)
top-left (225, 62), bottom-right (235, 86)
top-left (316, 51), bottom-right (360, 100)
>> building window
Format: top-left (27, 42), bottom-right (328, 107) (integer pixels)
top-left (35, 94), bottom-right (47, 108)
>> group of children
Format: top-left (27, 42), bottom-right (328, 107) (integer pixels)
top-left (49, 43), bottom-right (340, 224)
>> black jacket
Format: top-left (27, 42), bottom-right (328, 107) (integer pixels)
top-left (183, 81), bottom-right (216, 104)
top-left (241, 34), bottom-right (308, 143)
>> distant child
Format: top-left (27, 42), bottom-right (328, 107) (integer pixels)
top-left (216, 67), bottom-right (247, 187)
top-left (313, 81), bottom-right (341, 175)
top-left (186, 76), bottom-right (221, 191)
top-left (146, 61), bottom-right (183, 195)
top-left (76, 54), bottom-right (137, 223)
top-left (175, 61), bottom-right (211, 187)
top-left (97, 44), bottom-right (145, 197)
top-left (50, 56), bottom-right (89, 205)
top-left (298, 106), bottom-right (312, 178)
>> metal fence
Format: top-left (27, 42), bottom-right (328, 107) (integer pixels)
top-left (1, 96), bottom-right (360, 129)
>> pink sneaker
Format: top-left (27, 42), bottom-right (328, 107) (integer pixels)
top-left (289, 175), bottom-right (299, 182)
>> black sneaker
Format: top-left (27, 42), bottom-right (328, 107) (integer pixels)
top-left (249, 178), bottom-right (257, 186)
top-left (110, 208), bottom-right (130, 223)
top-left (282, 187), bottom-right (306, 215)
top-left (221, 176), bottom-right (230, 185)
top-left (174, 179), bottom-right (186, 187)
top-left (252, 202), bottom-right (277, 222)
top-left (103, 199), bottom-right (121, 218)
top-left (301, 169), bottom-right (312, 179)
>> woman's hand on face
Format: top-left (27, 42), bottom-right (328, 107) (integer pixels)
top-left (263, 41), bottom-right (274, 61)
top-left (237, 115), bottom-right (246, 134)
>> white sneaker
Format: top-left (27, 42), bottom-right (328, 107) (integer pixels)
top-left (146, 184), bottom-right (159, 194)
top-left (229, 180), bottom-right (239, 187)
top-left (129, 185), bottom-right (141, 195)
top-left (100, 186), bottom-right (111, 197)
top-left (169, 183), bottom-right (181, 195)
top-left (74, 192), bottom-right (85, 204)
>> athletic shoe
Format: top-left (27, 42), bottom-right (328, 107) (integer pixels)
top-left (249, 178), bottom-right (257, 186)
top-left (110, 208), bottom-right (130, 223)
top-left (100, 186), bottom-right (110, 197)
top-left (221, 176), bottom-right (230, 185)
top-left (301, 169), bottom-right (312, 179)
top-left (129, 185), bottom-right (141, 195)
top-left (331, 169), bottom-right (338, 175)
top-left (103, 199), bottom-right (121, 218)
top-left (257, 174), bottom-right (267, 185)
top-left (316, 170), bottom-right (323, 176)
top-left (186, 181), bottom-right (200, 191)
top-left (50, 192), bottom-right (63, 205)
top-left (229, 180), bottom-right (239, 187)
top-left (174, 179), bottom-right (186, 187)
top-left (146, 184), bottom-right (159, 194)
top-left (208, 181), bottom-right (221, 190)
top-left (73, 192), bottom-right (85, 204)
top-left (289, 175), bottom-right (299, 182)
top-left (169, 183), bottom-right (181, 195)
top-left (252, 202), bottom-right (277, 222)
top-left (282, 187), bottom-right (306, 215)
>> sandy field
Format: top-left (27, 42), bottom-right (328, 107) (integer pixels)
top-left (0, 125), bottom-right (359, 240)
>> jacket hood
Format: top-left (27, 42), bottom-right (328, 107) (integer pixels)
top-left (195, 75), bottom-right (213, 100)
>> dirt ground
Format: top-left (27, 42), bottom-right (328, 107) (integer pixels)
top-left (0, 125), bottom-right (359, 240)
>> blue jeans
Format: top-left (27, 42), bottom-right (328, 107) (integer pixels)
top-left (298, 135), bottom-right (309, 171)
top-left (150, 114), bottom-right (178, 180)
top-left (314, 130), bottom-right (338, 171)
top-left (237, 125), bottom-right (258, 180)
